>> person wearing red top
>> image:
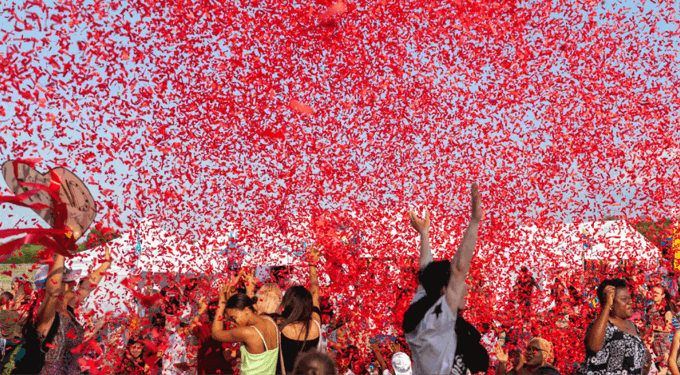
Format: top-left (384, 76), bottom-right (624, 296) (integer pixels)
top-left (189, 299), bottom-right (238, 374)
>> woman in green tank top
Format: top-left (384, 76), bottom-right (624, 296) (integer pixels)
top-left (212, 288), bottom-right (280, 375)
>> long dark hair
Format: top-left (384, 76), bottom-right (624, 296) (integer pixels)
top-left (278, 286), bottom-right (314, 344)
top-left (664, 288), bottom-right (679, 314)
top-left (402, 260), bottom-right (451, 333)
top-left (653, 286), bottom-right (679, 314)
top-left (226, 293), bottom-right (258, 311)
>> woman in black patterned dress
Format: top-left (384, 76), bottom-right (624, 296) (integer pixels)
top-left (579, 278), bottom-right (652, 375)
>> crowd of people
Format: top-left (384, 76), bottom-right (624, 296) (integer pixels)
top-left (0, 183), bottom-right (679, 375)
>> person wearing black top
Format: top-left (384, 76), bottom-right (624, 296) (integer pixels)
top-left (277, 245), bottom-right (324, 374)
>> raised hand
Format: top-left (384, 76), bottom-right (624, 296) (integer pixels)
top-left (219, 280), bottom-right (235, 304)
top-left (244, 268), bottom-right (256, 285)
top-left (308, 243), bottom-right (322, 264)
top-left (470, 182), bottom-right (483, 222)
top-left (409, 209), bottom-right (430, 235)
top-left (198, 296), bottom-right (208, 314)
top-left (603, 285), bottom-right (616, 310)
top-left (495, 341), bottom-right (509, 362)
top-left (104, 245), bottom-right (112, 263)
top-left (244, 268), bottom-right (257, 296)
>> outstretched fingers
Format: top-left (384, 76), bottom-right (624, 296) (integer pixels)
top-left (470, 183), bottom-right (483, 221)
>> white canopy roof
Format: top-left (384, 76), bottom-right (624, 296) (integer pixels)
top-left (479, 219), bottom-right (659, 309)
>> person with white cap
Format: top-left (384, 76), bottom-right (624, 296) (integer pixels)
top-left (390, 352), bottom-right (413, 375)
top-left (370, 341), bottom-right (413, 375)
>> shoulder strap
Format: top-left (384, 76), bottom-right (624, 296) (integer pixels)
top-left (312, 319), bottom-right (323, 350)
top-left (261, 316), bottom-right (280, 350)
top-left (251, 326), bottom-right (268, 351)
top-left (312, 319), bottom-right (321, 331)
top-left (278, 325), bottom-right (287, 375)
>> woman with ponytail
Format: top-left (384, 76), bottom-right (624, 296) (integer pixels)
top-left (402, 183), bottom-right (486, 375)
top-left (212, 283), bottom-right (279, 375)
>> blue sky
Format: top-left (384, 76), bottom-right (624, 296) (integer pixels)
top-left (1, 0), bottom-right (679, 252)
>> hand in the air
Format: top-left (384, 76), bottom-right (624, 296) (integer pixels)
top-left (409, 209), bottom-right (430, 235)
top-left (308, 244), bottom-right (322, 264)
top-left (470, 182), bottom-right (483, 222)
top-left (495, 341), bottom-right (509, 362)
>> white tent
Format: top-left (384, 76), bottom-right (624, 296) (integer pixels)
top-left (65, 235), bottom-right (135, 317)
top-left (479, 219), bottom-right (660, 310)
top-left (67, 220), bottom-right (222, 317)
top-left (574, 220), bottom-right (660, 262)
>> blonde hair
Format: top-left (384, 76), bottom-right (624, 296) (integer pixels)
top-left (256, 283), bottom-right (283, 315)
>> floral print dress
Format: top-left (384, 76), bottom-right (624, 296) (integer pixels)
top-left (40, 309), bottom-right (85, 375)
top-left (578, 321), bottom-right (648, 375)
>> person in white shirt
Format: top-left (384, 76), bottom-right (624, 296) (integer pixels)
top-left (402, 183), bottom-right (484, 375)
top-left (163, 315), bottom-right (190, 375)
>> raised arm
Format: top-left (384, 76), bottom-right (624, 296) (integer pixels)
top-left (188, 297), bottom-right (208, 333)
top-left (585, 285), bottom-right (615, 353)
top-left (494, 341), bottom-right (509, 375)
top-left (85, 314), bottom-right (109, 342)
top-left (308, 244), bottom-right (321, 317)
top-left (409, 209), bottom-right (432, 270)
top-left (669, 329), bottom-right (680, 375)
top-left (244, 269), bottom-right (256, 298)
top-left (36, 254), bottom-right (65, 334)
top-left (75, 246), bottom-right (113, 306)
top-left (212, 276), bottom-right (240, 342)
top-left (444, 183), bottom-right (483, 314)
top-left (371, 342), bottom-right (389, 374)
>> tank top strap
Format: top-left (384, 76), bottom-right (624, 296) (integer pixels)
top-left (251, 326), bottom-right (268, 351)
top-left (261, 316), bottom-right (279, 349)
top-left (312, 319), bottom-right (322, 350)
top-left (312, 318), bottom-right (321, 332)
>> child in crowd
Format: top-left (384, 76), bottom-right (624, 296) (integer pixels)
top-left (117, 338), bottom-right (148, 375)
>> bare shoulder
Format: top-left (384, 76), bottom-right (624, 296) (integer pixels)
top-left (281, 320), bottom-right (320, 340)
top-left (674, 330), bottom-right (680, 344)
top-left (281, 321), bottom-right (299, 336)
top-left (240, 325), bottom-right (263, 346)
